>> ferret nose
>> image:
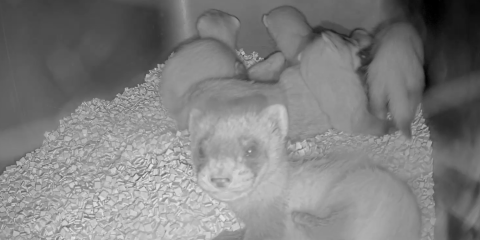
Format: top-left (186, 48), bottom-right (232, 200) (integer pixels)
top-left (210, 177), bottom-right (231, 188)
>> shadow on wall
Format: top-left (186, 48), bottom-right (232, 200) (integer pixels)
top-left (0, 0), bottom-right (164, 173)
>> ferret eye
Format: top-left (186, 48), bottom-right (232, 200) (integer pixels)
top-left (244, 145), bottom-right (257, 158)
top-left (198, 147), bottom-right (206, 159)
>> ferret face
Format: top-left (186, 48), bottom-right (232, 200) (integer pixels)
top-left (188, 104), bottom-right (288, 202)
top-left (262, 6), bottom-right (311, 39)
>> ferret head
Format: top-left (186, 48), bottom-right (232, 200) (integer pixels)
top-left (262, 6), bottom-right (312, 61)
top-left (196, 9), bottom-right (241, 50)
top-left (188, 103), bottom-right (289, 202)
top-left (299, 30), bottom-right (368, 71)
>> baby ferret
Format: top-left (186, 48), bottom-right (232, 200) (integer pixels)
top-left (367, 21), bottom-right (425, 139)
top-left (196, 9), bottom-right (241, 51)
top-left (159, 9), bottom-right (247, 130)
top-left (187, 100), bottom-right (421, 240)
top-left (298, 30), bottom-right (396, 136)
top-left (262, 5), bottom-right (314, 66)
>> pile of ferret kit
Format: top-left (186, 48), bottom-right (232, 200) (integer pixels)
top-left (0, 6), bottom-right (434, 240)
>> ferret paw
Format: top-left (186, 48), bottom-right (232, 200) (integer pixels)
top-left (386, 119), bottom-right (399, 135)
top-left (291, 211), bottom-right (328, 227)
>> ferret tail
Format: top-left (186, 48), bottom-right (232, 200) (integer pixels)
top-left (422, 71), bottom-right (480, 117)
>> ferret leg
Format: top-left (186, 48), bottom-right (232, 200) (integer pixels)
top-left (368, 85), bottom-right (389, 120)
top-left (291, 207), bottom-right (344, 227)
top-left (292, 211), bottom-right (327, 227)
top-left (292, 207), bottom-right (349, 240)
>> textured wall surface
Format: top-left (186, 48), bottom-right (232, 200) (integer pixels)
top-left (0, 0), bottom-right (163, 173)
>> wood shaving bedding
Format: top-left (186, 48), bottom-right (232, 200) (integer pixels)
top-left (0, 50), bottom-right (435, 240)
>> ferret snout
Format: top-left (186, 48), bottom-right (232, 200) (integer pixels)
top-left (208, 159), bottom-right (235, 188)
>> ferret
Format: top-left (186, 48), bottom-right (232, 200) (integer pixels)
top-left (159, 9), bottom-right (247, 130)
top-left (262, 6), bottom-right (373, 68)
top-left (159, 39), bottom-right (245, 130)
top-left (196, 9), bottom-right (241, 51)
top-left (349, 28), bottom-right (375, 70)
top-left (277, 65), bottom-right (331, 140)
top-left (178, 72), bottom-right (324, 141)
top-left (165, 40), bottom-right (328, 140)
top-left (422, 71), bottom-right (480, 118)
top-left (298, 30), bottom-right (395, 136)
top-left (349, 28), bottom-right (374, 50)
top-left (246, 51), bottom-right (330, 140)
top-left (178, 76), bottom-right (286, 138)
top-left (262, 6), bottom-right (314, 66)
top-left (187, 102), bottom-right (422, 240)
top-left (247, 51), bottom-right (287, 82)
top-left (367, 21), bottom-right (425, 139)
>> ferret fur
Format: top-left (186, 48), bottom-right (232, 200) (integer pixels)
top-left (262, 6), bottom-right (314, 66)
top-left (247, 51), bottom-right (287, 82)
top-left (196, 9), bottom-right (241, 51)
top-left (179, 74), bottom-right (328, 141)
top-left (179, 78), bottom-right (286, 130)
top-left (422, 71), bottom-right (480, 118)
top-left (159, 9), bottom-right (247, 130)
top-left (246, 51), bottom-right (330, 140)
top-left (278, 65), bottom-right (331, 140)
top-left (299, 30), bottom-right (395, 136)
top-left (165, 41), bottom-right (330, 141)
top-left (159, 38), bottom-right (245, 130)
top-left (187, 103), bottom-right (421, 240)
top-left (262, 6), bottom-right (373, 68)
top-left (367, 21), bottom-right (425, 138)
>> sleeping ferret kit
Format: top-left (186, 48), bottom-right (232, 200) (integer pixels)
top-left (0, 1), bottom-right (436, 240)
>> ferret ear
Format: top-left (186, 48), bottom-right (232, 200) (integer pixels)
top-left (188, 108), bottom-right (203, 138)
top-left (247, 51), bottom-right (286, 82)
top-left (259, 104), bottom-right (289, 138)
top-left (262, 14), bottom-right (269, 27)
top-left (231, 15), bottom-right (241, 31)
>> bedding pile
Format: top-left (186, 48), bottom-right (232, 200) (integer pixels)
top-left (0, 50), bottom-right (435, 240)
